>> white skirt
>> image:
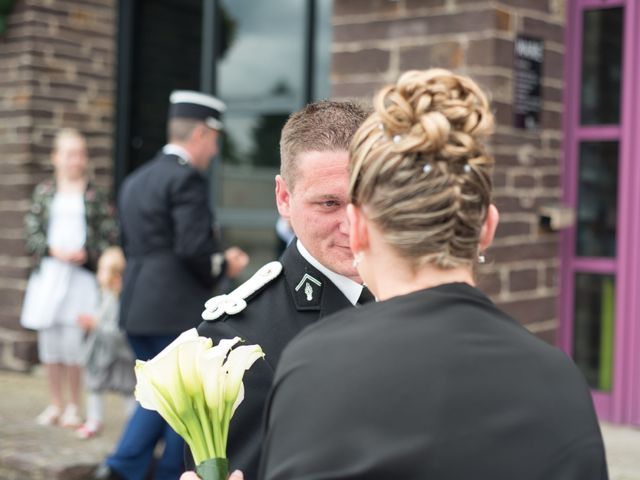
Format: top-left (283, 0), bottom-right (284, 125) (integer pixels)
top-left (20, 257), bottom-right (99, 330)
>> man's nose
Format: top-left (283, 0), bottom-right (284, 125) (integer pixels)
top-left (338, 215), bottom-right (350, 235)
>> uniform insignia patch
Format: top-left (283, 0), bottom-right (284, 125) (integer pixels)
top-left (304, 282), bottom-right (313, 301)
top-left (202, 261), bottom-right (283, 321)
top-left (295, 273), bottom-right (321, 292)
top-left (294, 273), bottom-right (322, 307)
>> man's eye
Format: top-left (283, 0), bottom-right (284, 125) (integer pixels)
top-left (322, 201), bottom-right (338, 207)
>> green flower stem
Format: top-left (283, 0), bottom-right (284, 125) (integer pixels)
top-left (220, 402), bottom-right (233, 449)
top-left (209, 405), bottom-right (224, 457)
top-left (183, 409), bottom-right (208, 466)
top-left (196, 458), bottom-right (229, 480)
top-left (195, 396), bottom-right (216, 458)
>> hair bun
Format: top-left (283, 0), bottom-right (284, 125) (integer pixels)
top-left (374, 69), bottom-right (493, 161)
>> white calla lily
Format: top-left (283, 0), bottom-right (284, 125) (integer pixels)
top-left (223, 344), bottom-right (265, 404)
top-left (133, 328), bottom-right (264, 473)
top-left (178, 335), bottom-right (213, 397)
top-left (199, 337), bottom-right (242, 411)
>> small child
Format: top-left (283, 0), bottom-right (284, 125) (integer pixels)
top-left (76, 246), bottom-right (136, 439)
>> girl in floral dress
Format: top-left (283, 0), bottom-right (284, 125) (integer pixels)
top-left (21, 129), bottom-right (118, 428)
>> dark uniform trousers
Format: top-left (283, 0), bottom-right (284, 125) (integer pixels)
top-left (193, 242), bottom-right (354, 478)
top-left (111, 151), bottom-right (224, 480)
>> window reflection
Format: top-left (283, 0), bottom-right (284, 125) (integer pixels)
top-left (573, 273), bottom-right (615, 391)
top-left (580, 7), bottom-right (623, 125)
top-left (576, 141), bottom-right (618, 257)
top-left (212, 0), bottom-right (331, 274)
top-left (217, 0), bottom-right (305, 171)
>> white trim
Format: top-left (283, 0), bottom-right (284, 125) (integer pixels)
top-left (205, 117), bottom-right (224, 130)
top-left (170, 90), bottom-right (227, 112)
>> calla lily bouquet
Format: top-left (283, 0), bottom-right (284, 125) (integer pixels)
top-left (134, 328), bottom-right (264, 480)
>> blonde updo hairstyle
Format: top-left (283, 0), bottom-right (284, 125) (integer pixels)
top-left (349, 69), bottom-right (495, 269)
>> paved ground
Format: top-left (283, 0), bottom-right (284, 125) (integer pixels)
top-left (1, 367), bottom-right (639, 479)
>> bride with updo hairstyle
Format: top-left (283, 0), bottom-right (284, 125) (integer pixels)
top-left (257, 70), bottom-right (608, 480)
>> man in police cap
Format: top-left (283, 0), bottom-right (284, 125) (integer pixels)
top-left (96, 91), bottom-right (248, 480)
top-left (193, 100), bottom-right (373, 478)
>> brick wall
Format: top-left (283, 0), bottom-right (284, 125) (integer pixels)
top-left (0, 0), bottom-right (117, 370)
top-left (331, 0), bottom-right (566, 343)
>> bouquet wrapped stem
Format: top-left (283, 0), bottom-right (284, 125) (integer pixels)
top-left (134, 329), bottom-right (264, 480)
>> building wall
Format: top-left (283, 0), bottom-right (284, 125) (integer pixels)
top-left (0, 0), bottom-right (116, 370)
top-left (331, 0), bottom-right (566, 343)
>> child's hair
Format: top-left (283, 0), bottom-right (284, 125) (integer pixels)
top-left (53, 128), bottom-right (86, 152)
top-left (99, 246), bottom-right (126, 286)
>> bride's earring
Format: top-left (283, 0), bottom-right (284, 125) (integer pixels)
top-left (478, 253), bottom-right (486, 264)
top-left (352, 251), bottom-right (364, 268)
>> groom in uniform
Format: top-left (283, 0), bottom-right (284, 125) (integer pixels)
top-left (194, 100), bottom-right (373, 478)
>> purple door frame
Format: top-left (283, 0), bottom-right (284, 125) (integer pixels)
top-left (560, 0), bottom-right (640, 425)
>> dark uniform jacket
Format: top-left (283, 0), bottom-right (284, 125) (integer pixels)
top-left (195, 242), bottom-right (353, 478)
top-left (118, 150), bottom-right (224, 335)
top-left (260, 282), bottom-right (608, 480)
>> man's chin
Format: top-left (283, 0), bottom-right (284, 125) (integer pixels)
top-left (328, 261), bottom-right (360, 282)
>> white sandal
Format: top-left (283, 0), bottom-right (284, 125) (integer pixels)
top-left (36, 405), bottom-right (62, 426)
top-left (60, 404), bottom-right (83, 428)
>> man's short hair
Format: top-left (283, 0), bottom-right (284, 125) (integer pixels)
top-left (167, 118), bottom-right (201, 143)
top-left (280, 101), bottom-right (368, 189)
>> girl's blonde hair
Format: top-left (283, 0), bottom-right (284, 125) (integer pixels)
top-left (99, 246), bottom-right (126, 285)
top-left (349, 69), bottom-right (495, 269)
top-left (53, 128), bottom-right (86, 153)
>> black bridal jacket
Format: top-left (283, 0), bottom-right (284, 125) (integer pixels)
top-left (259, 282), bottom-right (608, 480)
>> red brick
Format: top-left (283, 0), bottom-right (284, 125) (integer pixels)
top-left (334, 10), bottom-right (498, 43)
top-left (477, 270), bottom-right (501, 296)
top-left (405, 0), bottom-right (447, 10)
top-left (533, 326), bottom-right (556, 345)
top-left (509, 268), bottom-right (538, 292)
top-left (541, 109), bottom-right (562, 130)
top-left (522, 16), bottom-right (564, 44)
top-left (333, 48), bottom-right (391, 75)
top-left (332, 81), bottom-right (384, 100)
top-left (497, 295), bottom-right (557, 325)
top-left (513, 174), bottom-right (536, 188)
top-left (493, 194), bottom-right (530, 214)
top-left (492, 170), bottom-right (507, 188)
top-left (399, 42), bottom-right (465, 71)
top-left (490, 239), bottom-right (558, 262)
top-left (541, 173), bottom-right (559, 188)
top-left (496, 220), bottom-right (531, 237)
top-left (334, 0), bottom-right (403, 16)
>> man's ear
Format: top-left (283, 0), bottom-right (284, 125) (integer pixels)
top-left (479, 204), bottom-right (499, 252)
top-left (275, 175), bottom-right (291, 218)
top-left (347, 204), bottom-right (369, 255)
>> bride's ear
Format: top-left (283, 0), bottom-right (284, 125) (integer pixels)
top-left (347, 204), bottom-right (369, 254)
top-left (479, 204), bottom-right (499, 252)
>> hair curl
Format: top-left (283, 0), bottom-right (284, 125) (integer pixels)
top-left (349, 69), bottom-right (495, 269)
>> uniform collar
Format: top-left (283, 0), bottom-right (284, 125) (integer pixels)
top-left (279, 241), bottom-right (352, 315)
top-left (295, 240), bottom-right (362, 306)
top-left (163, 144), bottom-right (193, 165)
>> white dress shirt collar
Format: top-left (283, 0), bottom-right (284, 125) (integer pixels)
top-left (296, 240), bottom-right (362, 306)
top-left (163, 144), bottom-right (193, 165)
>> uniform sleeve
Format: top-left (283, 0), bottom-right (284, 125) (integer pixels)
top-left (171, 170), bottom-right (225, 286)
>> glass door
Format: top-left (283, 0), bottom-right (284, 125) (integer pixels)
top-left (560, 0), bottom-right (640, 425)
